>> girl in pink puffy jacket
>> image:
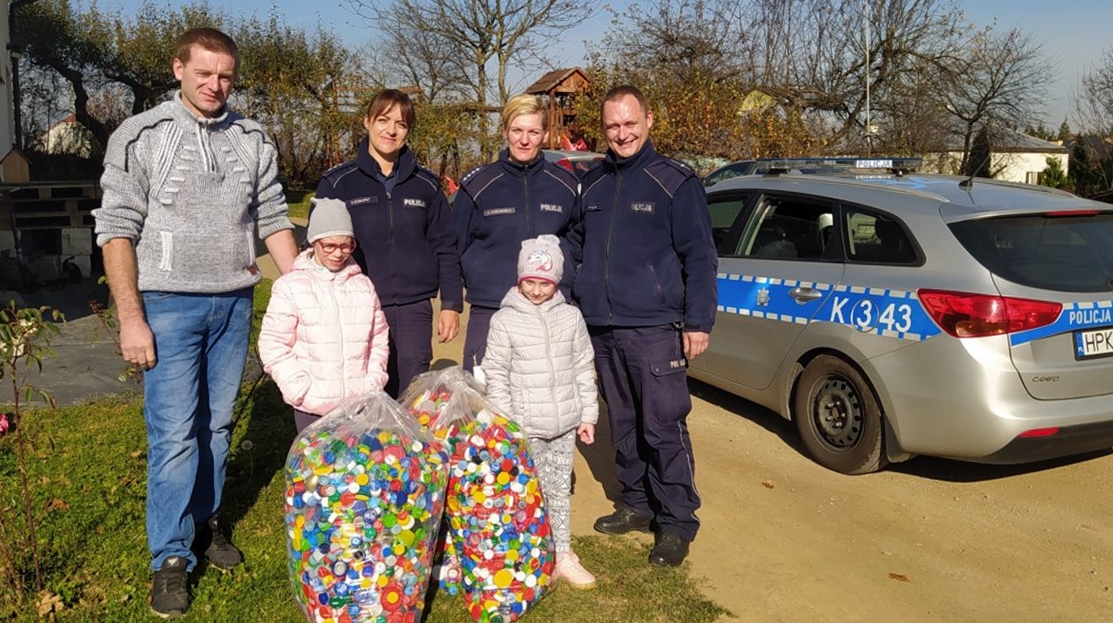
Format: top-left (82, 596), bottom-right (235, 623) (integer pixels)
top-left (259, 198), bottom-right (390, 432)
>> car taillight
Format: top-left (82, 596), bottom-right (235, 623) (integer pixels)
top-left (917, 289), bottom-right (1062, 338)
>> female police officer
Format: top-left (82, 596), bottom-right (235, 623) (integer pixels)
top-left (454, 93), bottom-right (582, 375)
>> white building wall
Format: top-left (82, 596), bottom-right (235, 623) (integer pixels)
top-left (992, 151), bottom-right (1070, 185)
top-left (923, 151), bottom-right (1069, 185)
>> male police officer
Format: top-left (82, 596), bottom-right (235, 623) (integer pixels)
top-left (572, 86), bottom-right (718, 566)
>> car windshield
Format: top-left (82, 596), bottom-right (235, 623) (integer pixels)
top-left (949, 211), bottom-right (1113, 292)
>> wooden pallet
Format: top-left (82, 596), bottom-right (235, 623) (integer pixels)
top-left (0, 182), bottom-right (101, 231)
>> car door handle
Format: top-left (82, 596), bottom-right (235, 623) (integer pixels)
top-left (789, 287), bottom-right (824, 303)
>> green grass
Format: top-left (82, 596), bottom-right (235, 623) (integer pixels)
top-left (286, 189), bottom-right (313, 221)
top-left (0, 282), bottom-right (728, 622)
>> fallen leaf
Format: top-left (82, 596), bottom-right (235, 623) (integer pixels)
top-left (45, 498), bottom-right (70, 511)
top-left (888, 572), bottom-right (910, 583)
top-left (129, 450), bottom-right (144, 459)
top-left (37, 590), bottom-right (63, 616)
top-left (761, 480), bottom-right (775, 489)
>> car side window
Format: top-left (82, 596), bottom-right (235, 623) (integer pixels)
top-left (844, 208), bottom-right (917, 264)
top-left (739, 195), bottom-right (835, 260)
top-left (708, 195), bottom-right (751, 256)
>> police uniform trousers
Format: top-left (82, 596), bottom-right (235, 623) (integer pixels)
top-left (462, 305), bottom-right (498, 373)
top-left (589, 324), bottom-right (701, 542)
top-left (382, 300), bottom-right (433, 398)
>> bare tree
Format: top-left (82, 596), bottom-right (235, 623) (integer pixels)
top-left (1074, 47), bottom-right (1113, 136)
top-left (19, 0), bottom-right (371, 186)
top-left (344, 0), bottom-right (596, 157)
top-left (1070, 47), bottom-right (1113, 196)
top-left (587, 0), bottom-right (968, 156)
top-left (20, 0), bottom-right (229, 150)
top-left (604, 0), bottom-right (755, 83)
top-left (938, 26), bottom-right (1055, 174)
top-left (751, 0), bottom-right (968, 150)
top-left (380, 25), bottom-right (468, 104)
top-left (581, 0), bottom-right (771, 159)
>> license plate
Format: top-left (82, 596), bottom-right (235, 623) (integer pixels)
top-left (1074, 326), bottom-right (1113, 360)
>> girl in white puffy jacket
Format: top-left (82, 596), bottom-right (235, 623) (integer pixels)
top-left (258, 198), bottom-right (390, 433)
top-left (483, 234), bottom-right (599, 589)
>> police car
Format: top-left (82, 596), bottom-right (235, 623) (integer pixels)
top-left (690, 158), bottom-right (1113, 474)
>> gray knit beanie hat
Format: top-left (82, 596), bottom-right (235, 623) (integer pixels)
top-left (517, 235), bottom-right (564, 284)
top-left (307, 197), bottom-right (354, 243)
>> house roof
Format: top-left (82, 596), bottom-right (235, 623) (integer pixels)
top-left (943, 125), bottom-right (1068, 153)
top-left (525, 68), bottom-right (588, 95)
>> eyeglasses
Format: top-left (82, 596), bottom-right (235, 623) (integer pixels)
top-left (317, 241), bottom-right (357, 255)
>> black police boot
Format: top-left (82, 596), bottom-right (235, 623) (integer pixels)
top-left (198, 516), bottom-right (243, 571)
top-left (593, 506), bottom-right (653, 535)
top-left (649, 531), bottom-right (691, 567)
top-left (150, 556), bottom-right (190, 618)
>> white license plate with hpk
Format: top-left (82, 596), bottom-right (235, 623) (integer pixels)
top-left (1075, 326), bottom-right (1113, 359)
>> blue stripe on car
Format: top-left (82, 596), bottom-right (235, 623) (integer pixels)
top-left (1010, 300), bottom-right (1113, 347)
top-left (718, 274), bottom-right (1113, 347)
top-left (716, 273), bottom-right (942, 342)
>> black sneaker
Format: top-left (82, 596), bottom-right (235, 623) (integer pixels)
top-left (199, 516), bottom-right (243, 571)
top-left (593, 506), bottom-right (653, 535)
top-left (150, 556), bottom-right (189, 618)
top-left (649, 531), bottom-right (690, 567)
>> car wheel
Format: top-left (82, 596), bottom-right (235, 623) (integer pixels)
top-left (793, 355), bottom-right (887, 474)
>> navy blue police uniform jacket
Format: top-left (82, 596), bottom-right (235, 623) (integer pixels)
top-left (453, 150), bottom-right (581, 309)
top-left (571, 142), bottom-right (718, 332)
top-left (315, 141), bottom-right (463, 312)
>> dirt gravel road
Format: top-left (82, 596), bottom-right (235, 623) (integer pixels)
top-left (433, 308), bottom-right (1113, 623)
top-left (572, 381), bottom-right (1113, 623)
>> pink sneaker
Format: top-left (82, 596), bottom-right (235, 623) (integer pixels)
top-left (554, 551), bottom-right (596, 589)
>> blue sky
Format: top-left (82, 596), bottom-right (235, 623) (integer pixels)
top-left (108, 0), bottom-right (1112, 126)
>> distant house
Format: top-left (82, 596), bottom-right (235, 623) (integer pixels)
top-left (525, 67), bottom-right (590, 150)
top-left (924, 126), bottom-right (1069, 184)
top-left (41, 114), bottom-right (97, 158)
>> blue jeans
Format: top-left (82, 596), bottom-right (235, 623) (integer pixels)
top-left (142, 289), bottom-right (252, 571)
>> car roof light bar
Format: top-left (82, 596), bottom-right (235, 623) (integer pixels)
top-left (758, 157), bottom-right (922, 176)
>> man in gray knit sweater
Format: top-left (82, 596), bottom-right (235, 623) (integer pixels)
top-left (93, 27), bottom-right (298, 618)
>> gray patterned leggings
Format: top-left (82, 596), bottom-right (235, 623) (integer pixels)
top-left (529, 430), bottom-right (576, 553)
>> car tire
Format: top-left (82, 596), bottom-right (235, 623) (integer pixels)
top-left (794, 355), bottom-right (888, 475)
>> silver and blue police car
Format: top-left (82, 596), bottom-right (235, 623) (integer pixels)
top-left (691, 159), bottom-right (1113, 474)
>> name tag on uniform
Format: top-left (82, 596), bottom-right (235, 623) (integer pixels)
top-left (630, 202), bottom-right (655, 214)
top-left (484, 207), bottom-right (516, 217)
top-left (349, 197), bottom-right (373, 206)
top-left (585, 204), bottom-right (601, 212)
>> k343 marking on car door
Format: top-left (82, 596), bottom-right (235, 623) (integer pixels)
top-left (818, 285), bottom-right (941, 341)
top-left (717, 274), bottom-right (943, 341)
